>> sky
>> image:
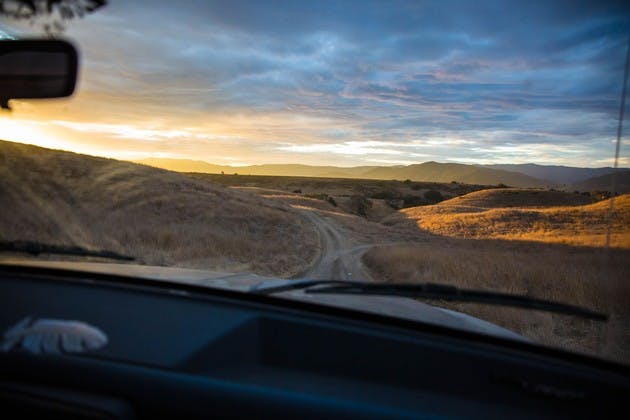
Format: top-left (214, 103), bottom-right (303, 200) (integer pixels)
top-left (1, 0), bottom-right (629, 167)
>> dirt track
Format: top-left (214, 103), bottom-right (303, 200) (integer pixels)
top-left (295, 211), bottom-right (374, 281)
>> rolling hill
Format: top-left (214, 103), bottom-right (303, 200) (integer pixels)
top-left (135, 158), bottom-right (379, 178)
top-left (485, 163), bottom-right (625, 185)
top-left (426, 188), bottom-right (596, 209)
top-left (0, 140), bottom-right (318, 276)
top-left (383, 188), bottom-right (630, 248)
top-left (136, 158), bottom-right (548, 187)
top-left (571, 170), bottom-right (630, 193)
top-left (136, 158), bottom-right (231, 174)
top-left (360, 162), bottom-right (548, 187)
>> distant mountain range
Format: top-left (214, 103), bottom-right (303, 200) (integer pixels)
top-left (571, 170), bottom-right (630, 192)
top-left (135, 158), bottom-right (630, 191)
top-left (483, 164), bottom-right (626, 185)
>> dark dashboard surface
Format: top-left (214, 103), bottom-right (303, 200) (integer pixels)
top-left (0, 265), bottom-right (628, 419)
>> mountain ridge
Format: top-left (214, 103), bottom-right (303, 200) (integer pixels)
top-left (484, 163), bottom-right (625, 185)
top-left (135, 158), bottom-right (550, 187)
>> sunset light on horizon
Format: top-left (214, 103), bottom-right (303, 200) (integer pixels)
top-left (1, 0), bottom-right (629, 168)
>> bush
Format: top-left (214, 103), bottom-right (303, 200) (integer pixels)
top-left (423, 189), bottom-right (444, 203)
top-left (402, 196), bottom-right (425, 207)
top-left (327, 196), bottom-right (337, 207)
top-left (369, 190), bottom-right (399, 200)
top-left (386, 199), bottom-right (403, 209)
top-left (350, 195), bottom-right (372, 217)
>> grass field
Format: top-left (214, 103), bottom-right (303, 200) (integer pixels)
top-left (366, 188), bottom-right (630, 363)
top-left (185, 172), bottom-right (490, 221)
top-left (3, 140), bottom-right (629, 364)
top-left (0, 140), bottom-right (318, 277)
top-left (384, 189), bottom-right (630, 248)
top-left (363, 240), bottom-right (630, 364)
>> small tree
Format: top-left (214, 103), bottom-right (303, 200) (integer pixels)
top-left (0, 0), bottom-right (107, 36)
top-left (350, 195), bottom-right (371, 217)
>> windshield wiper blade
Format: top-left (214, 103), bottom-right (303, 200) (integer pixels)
top-left (0, 240), bottom-right (135, 261)
top-left (251, 280), bottom-right (607, 321)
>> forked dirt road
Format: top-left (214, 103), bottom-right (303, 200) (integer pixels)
top-left (228, 186), bottom-right (417, 281)
top-left (294, 211), bottom-right (374, 281)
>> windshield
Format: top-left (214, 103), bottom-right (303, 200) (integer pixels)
top-left (1, 0), bottom-right (628, 366)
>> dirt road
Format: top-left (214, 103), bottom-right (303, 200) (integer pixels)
top-left (295, 211), bottom-right (374, 281)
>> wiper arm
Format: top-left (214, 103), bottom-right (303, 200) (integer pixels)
top-left (251, 280), bottom-right (607, 321)
top-left (0, 240), bottom-right (135, 261)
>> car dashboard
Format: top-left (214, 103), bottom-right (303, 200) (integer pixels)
top-left (0, 263), bottom-right (628, 419)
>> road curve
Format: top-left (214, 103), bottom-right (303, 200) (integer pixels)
top-left (295, 211), bottom-right (373, 281)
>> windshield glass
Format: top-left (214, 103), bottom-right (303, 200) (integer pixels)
top-left (1, 0), bottom-right (629, 365)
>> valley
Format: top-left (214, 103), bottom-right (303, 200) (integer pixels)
top-left (2, 139), bottom-right (629, 364)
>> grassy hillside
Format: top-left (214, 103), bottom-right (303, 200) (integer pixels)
top-left (136, 158), bottom-right (230, 174)
top-left (428, 188), bottom-right (596, 209)
top-left (572, 170), bottom-right (630, 193)
top-left (383, 188), bottom-right (630, 248)
top-left (363, 239), bottom-right (630, 364)
top-left (0, 140), bottom-right (318, 276)
top-left (185, 172), bottom-right (492, 221)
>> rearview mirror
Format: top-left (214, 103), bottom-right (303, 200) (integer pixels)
top-left (0, 40), bottom-right (78, 110)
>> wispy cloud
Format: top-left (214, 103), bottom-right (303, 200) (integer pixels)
top-left (1, 0), bottom-right (628, 167)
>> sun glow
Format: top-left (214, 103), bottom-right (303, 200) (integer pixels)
top-left (0, 117), bottom-right (72, 151)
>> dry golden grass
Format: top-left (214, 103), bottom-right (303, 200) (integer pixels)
top-left (231, 188), bottom-right (340, 213)
top-left (384, 188), bottom-right (630, 248)
top-left (363, 240), bottom-right (630, 365)
top-left (435, 188), bottom-right (596, 208)
top-left (186, 172), bottom-right (489, 221)
top-left (0, 140), bottom-right (318, 277)
top-left (238, 188), bottom-right (429, 244)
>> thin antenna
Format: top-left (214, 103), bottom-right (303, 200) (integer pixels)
top-left (605, 35), bottom-right (630, 248)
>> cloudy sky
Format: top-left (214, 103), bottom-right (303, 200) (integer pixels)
top-left (1, 0), bottom-right (629, 167)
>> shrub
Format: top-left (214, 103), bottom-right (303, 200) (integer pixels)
top-left (370, 190), bottom-right (399, 200)
top-left (349, 195), bottom-right (372, 217)
top-left (402, 196), bottom-right (425, 207)
top-left (386, 199), bottom-right (403, 209)
top-left (423, 189), bottom-right (444, 203)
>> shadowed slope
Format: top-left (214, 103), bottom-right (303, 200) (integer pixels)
top-left (572, 170), bottom-right (630, 193)
top-left (0, 140), bottom-right (318, 276)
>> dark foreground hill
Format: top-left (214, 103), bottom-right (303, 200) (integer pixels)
top-left (0, 140), bottom-right (318, 277)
